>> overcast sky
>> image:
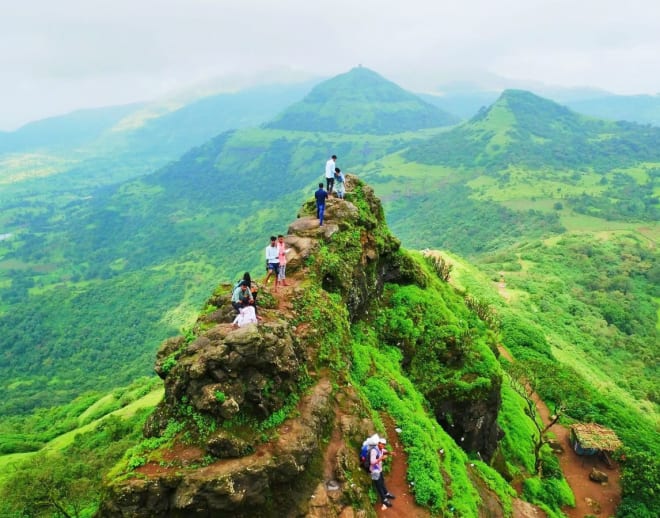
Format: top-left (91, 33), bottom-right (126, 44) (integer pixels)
top-left (2, 0), bottom-right (659, 130)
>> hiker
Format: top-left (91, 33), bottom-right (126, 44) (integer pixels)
top-left (370, 436), bottom-right (395, 510)
top-left (325, 154), bottom-right (337, 194)
top-left (264, 236), bottom-right (280, 289)
top-left (315, 183), bottom-right (329, 227)
top-left (231, 281), bottom-right (254, 313)
top-left (334, 167), bottom-right (345, 199)
top-left (277, 235), bottom-right (291, 287)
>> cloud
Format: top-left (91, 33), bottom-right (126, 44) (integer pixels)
top-left (1, 0), bottom-right (659, 129)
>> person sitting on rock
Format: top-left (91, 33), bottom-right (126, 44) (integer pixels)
top-left (242, 272), bottom-right (258, 304)
top-left (232, 305), bottom-right (257, 328)
top-left (231, 281), bottom-right (254, 314)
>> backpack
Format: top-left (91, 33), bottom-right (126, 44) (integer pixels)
top-left (359, 434), bottom-right (380, 471)
top-left (360, 444), bottom-right (373, 471)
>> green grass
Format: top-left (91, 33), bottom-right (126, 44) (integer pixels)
top-left (42, 388), bottom-right (162, 452)
top-left (0, 385), bottom-right (161, 489)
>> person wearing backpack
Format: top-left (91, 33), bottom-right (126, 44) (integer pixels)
top-left (370, 437), bottom-right (395, 510)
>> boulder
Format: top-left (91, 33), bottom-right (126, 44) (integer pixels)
top-left (589, 467), bottom-right (609, 483)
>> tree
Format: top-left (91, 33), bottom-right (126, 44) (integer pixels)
top-left (507, 363), bottom-right (565, 476)
top-left (1, 453), bottom-right (95, 518)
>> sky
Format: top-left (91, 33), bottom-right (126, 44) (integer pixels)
top-left (1, 0), bottom-right (659, 130)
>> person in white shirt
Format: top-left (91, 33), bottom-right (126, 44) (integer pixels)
top-left (264, 236), bottom-right (280, 290)
top-left (325, 154), bottom-right (337, 194)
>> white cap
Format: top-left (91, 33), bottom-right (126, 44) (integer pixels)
top-left (378, 437), bottom-right (387, 444)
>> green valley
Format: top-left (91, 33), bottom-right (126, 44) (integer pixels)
top-left (0, 67), bottom-right (658, 517)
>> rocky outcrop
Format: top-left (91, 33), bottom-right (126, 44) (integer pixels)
top-left (100, 380), bottom-right (334, 517)
top-left (99, 176), bottom-right (507, 517)
top-left (147, 319), bottom-right (303, 434)
top-left (98, 176), bottom-right (405, 517)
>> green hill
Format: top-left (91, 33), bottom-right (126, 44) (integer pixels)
top-left (356, 88), bottom-right (659, 516)
top-left (266, 66), bottom-right (459, 133)
top-left (1, 72), bottom-right (659, 516)
top-left (0, 125), bottom-right (439, 415)
top-left (407, 89), bottom-right (660, 172)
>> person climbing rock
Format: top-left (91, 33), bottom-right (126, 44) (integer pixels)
top-left (334, 167), bottom-right (345, 199)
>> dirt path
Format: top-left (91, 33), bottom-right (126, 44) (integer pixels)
top-left (499, 345), bottom-right (621, 517)
top-left (375, 417), bottom-right (430, 518)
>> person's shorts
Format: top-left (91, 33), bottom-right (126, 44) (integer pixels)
top-left (267, 262), bottom-right (280, 274)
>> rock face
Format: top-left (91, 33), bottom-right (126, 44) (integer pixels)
top-left (434, 378), bottom-right (504, 462)
top-left (147, 319), bottom-right (303, 434)
top-left (590, 467), bottom-right (609, 483)
top-left (100, 380), bottom-right (334, 517)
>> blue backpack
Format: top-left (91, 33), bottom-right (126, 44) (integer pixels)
top-left (360, 444), bottom-right (371, 471)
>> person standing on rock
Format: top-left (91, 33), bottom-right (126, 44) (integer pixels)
top-left (325, 154), bottom-right (337, 194)
top-left (370, 437), bottom-right (395, 510)
top-left (264, 236), bottom-right (280, 290)
top-left (315, 183), bottom-right (329, 227)
top-left (276, 234), bottom-right (290, 287)
top-left (334, 167), bottom-right (345, 199)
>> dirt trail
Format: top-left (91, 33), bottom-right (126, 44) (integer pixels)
top-left (500, 343), bottom-right (621, 517)
top-left (495, 273), bottom-right (621, 517)
top-left (375, 417), bottom-right (430, 518)
top-left (534, 392), bottom-right (621, 517)
top-left (273, 245), bottom-right (621, 517)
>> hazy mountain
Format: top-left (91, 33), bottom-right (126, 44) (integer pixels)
top-left (98, 81), bottom-right (320, 159)
top-left (0, 104), bottom-right (144, 154)
top-left (565, 94), bottom-right (660, 126)
top-left (417, 91), bottom-right (499, 120)
top-left (266, 66), bottom-right (459, 133)
top-left (419, 85), bottom-right (660, 127)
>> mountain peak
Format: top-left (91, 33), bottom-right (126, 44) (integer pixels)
top-left (265, 67), bottom-right (458, 134)
top-left (476, 88), bottom-right (578, 127)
